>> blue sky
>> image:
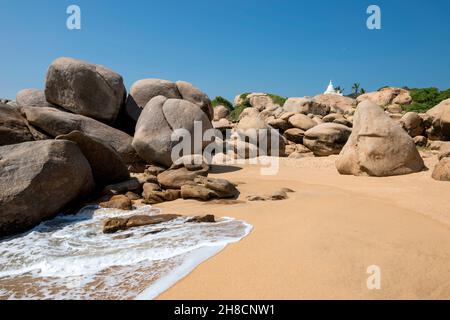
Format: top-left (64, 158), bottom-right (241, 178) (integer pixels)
top-left (1, 0), bottom-right (449, 102)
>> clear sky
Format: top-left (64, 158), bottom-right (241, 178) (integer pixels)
top-left (1, 0), bottom-right (449, 102)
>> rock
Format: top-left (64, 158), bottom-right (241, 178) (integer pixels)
top-left (180, 184), bottom-right (218, 201)
top-left (314, 94), bottom-right (357, 114)
top-left (214, 105), bottom-right (230, 121)
top-left (176, 81), bottom-right (213, 120)
top-left (336, 100), bottom-right (425, 177)
top-left (142, 188), bottom-right (181, 204)
top-left (227, 140), bottom-right (260, 159)
top-left (132, 96), bottom-right (213, 167)
top-left (16, 88), bottom-right (54, 107)
top-left (386, 104), bottom-right (403, 114)
top-left (270, 190), bottom-right (288, 200)
top-left (303, 123), bottom-right (351, 156)
top-left (432, 158), bottom-right (450, 181)
top-left (323, 113), bottom-right (345, 123)
top-left (247, 93), bottom-right (277, 111)
top-left (100, 195), bottom-right (132, 210)
top-left (22, 106), bottom-right (141, 167)
top-left (103, 214), bottom-right (180, 234)
top-left (280, 112), bottom-right (295, 121)
top-left (288, 151), bottom-right (314, 159)
top-left (144, 164), bottom-right (167, 176)
top-left (235, 116), bottom-right (286, 157)
top-left (288, 114), bottom-right (317, 131)
top-left (56, 131), bottom-right (129, 187)
top-left (101, 178), bottom-right (142, 196)
top-left (129, 78), bottom-right (181, 109)
top-left (0, 140), bottom-right (94, 237)
top-left (213, 118), bottom-right (233, 133)
top-left (357, 87), bottom-right (412, 107)
top-left (400, 112), bottom-right (424, 137)
top-left (284, 128), bottom-right (305, 144)
top-left (247, 195), bottom-right (268, 201)
top-left (283, 97), bottom-right (329, 116)
top-left (267, 118), bottom-right (291, 131)
top-left (239, 107), bottom-right (260, 120)
top-left (157, 161), bottom-right (209, 189)
top-left (0, 104), bottom-right (35, 146)
top-left (45, 57), bottom-right (125, 123)
top-left (194, 176), bottom-right (239, 198)
top-left (333, 118), bottom-right (352, 128)
top-left (426, 99), bottom-right (450, 140)
top-left (131, 172), bottom-right (158, 185)
top-left (187, 215), bottom-right (216, 223)
top-left (125, 192), bottom-right (141, 201)
top-left (413, 135), bottom-right (428, 147)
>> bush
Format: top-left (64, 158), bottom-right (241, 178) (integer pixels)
top-left (267, 94), bottom-right (287, 106)
top-left (402, 87), bottom-right (448, 112)
top-left (229, 104), bottom-right (249, 122)
top-left (211, 96), bottom-right (233, 110)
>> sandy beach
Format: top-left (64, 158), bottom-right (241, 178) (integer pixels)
top-left (155, 154), bottom-right (450, 300)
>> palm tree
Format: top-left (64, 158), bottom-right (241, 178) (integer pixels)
top-left (335, 86), bottom-right (344, 94)
top-left (352, 83), bottom-right (361, 95)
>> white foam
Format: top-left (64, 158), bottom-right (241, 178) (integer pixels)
top-left (0, 205), bottom-right (252, 300)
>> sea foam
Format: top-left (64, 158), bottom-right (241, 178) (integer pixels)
top-left (0, 205), bottom-right (252, 300)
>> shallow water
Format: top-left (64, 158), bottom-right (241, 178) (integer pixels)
top-left (0, 205), bottom-right (252, 300)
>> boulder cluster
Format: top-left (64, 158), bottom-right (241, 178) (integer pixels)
top-left (215, 88), bottom-right (450, 178)
top-left (2, 57), bottom-right (450, 237)
top-left (0, 57), bottom-right (228, 237)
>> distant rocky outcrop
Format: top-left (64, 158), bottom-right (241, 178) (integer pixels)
top-left (336, 100), bottom-right (424, 177)
top-left (426, 99), bottom-right (450, 141)
top-left (357, 87), bottom-right (412, 108)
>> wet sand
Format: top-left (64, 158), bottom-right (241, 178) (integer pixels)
top-left (155, 154), bottom-right (450, 300)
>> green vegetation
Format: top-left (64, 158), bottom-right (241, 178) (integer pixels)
top-left (211, 96), bottom-right (233, 110)
top-left (229, 104), bottom-right (248, 122)
top-left (402, 87), bottom-right (450, 112)
top-left (267, 93), bottom-right (287, 106)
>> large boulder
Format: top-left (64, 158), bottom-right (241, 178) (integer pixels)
top-left (56, 131), bottom-right (129, 187)
top-left (157, 161), bottom-right (209, 190)
top-left (426, 99), bottom-right (450, 141)
top-left (432, 157), bottom-right (450, 181)
top-left (133, 96), bottom-right (212, 167)
top-left (125, 79), bottom-right (213, 121)
top-left (283, 97), bottom-right (329, 116)
top-left (235, 116), bottom-right (286, 157)
top-left (0, 140), bottom-right (94, 237)
top-left (247, 93), bottom-right (277, 111)
top-left (303, 123), bottom-right (352, 156)
top-left (0, 104), bottom-right (35, 146)
top-left (288, 114), bottom-right (317, 131)
top-left (45, 57), bottom-right (126, 124)
top-left (314, 94), bottom-right (357, 114)
top-left (126, 79), bottom-right (181, 121)
top-left (336, 100), bottom-right (424, 177)
top-left (400, 112), bottom-right (424, 137)
top-left (132, 96), bottom-right (213, 167)
top-left (214, 105), bottom-right (230, 121)
top-left (22, 106), bottom-right (141, 167)
top-left (176, 81), bottom-right (213, 121)
top-left (16, 89), bottom-right (54, 108)
top-left (357, 87), bottom-right (412, 107)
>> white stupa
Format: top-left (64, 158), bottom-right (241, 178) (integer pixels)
top-left (323, 80), bottom-right (343, 96)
